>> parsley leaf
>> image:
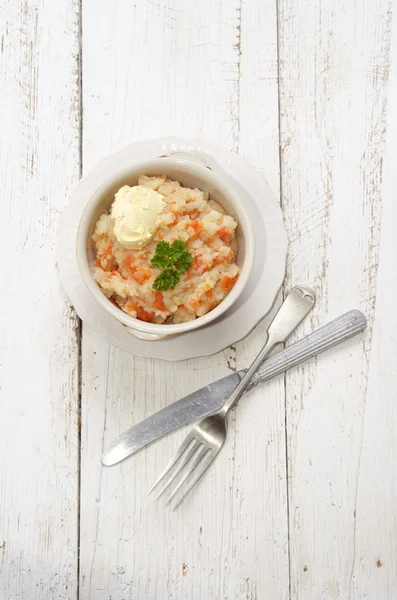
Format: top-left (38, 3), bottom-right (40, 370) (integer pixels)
top-left (152, 268), bottom-right (180, 291)
top-left (151, 241), bottom-right (174, 269)
top-left (151, 240), bottom-right (190, 269)
top-left (174, 250), bottom-right (193, 274)
top-left (151, 240), bottom-right (193, 291)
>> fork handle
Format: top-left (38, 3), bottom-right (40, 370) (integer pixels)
top-left (218, 286), bottom-right (315, 417)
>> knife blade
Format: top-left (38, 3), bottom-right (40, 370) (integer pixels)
top-left (102, 309), bottom-right (366, 466)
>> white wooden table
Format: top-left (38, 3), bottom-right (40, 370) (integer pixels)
top-left (1, 1), bottom-right (397, 598)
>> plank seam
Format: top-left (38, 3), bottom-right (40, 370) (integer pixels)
top-left (275, 0), bottom-right (292, 597)
top-left (76, 0), bottom-right (83, 597)
top-left (236, 0), bottom-right (242, 154)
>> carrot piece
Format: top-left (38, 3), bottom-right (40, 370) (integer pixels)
top-left (201, 289), bottom-right (213, 302)
top-left (125, 255), bottom-right (151, 284)
top-left (198, 289), bottom-right (218, 313)
top-left (202, 235), bottom-right (215, 246)
top-left (124, 301), bottom-right (138, 314)
top-left (153, 292), bottom-right (167, 312)
top-left (213, 255), bottom-right (226, 265)
top-left (214, 249), bottom-right (235, 265)
top-left (186, 220), bottom-right (203, 239)
top-left (216, 227), bottom-right (234, 245)
top-left (103, 270), bottom-right (120, 283)
top-left (190, 257), bottom-right (199, 270)
top-left (131, 265), bottom-right (151, 284)
top-left (125, 255), bottom-right (136, 276)
top-left (96, 242), bottom-right (118, 271)
top-left (188, 253), bottom-right (213, 276)
top-left (199, 256), bottom-right (212, 273)
top-left (186, 257), bottom-right (198, 278)
top-left (136, 307), bottom-right (155, 322)
top-left (186, 298), bottom-right (199, 311)
top-left (220, 274), bottom-right (237, 293)
top-left (106, 257), bottom-right (118, 271)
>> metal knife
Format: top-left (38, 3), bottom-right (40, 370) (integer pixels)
top-left (102, 309), bottom-right (366, 466)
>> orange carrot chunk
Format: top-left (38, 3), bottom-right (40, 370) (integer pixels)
top-left (216, 227), bottom-right (234, 245)
top-left (220, 274), bottom-right (237, 293)
top-left (136, 307), bottom-right (155, 322)
top-left (125, 255), bottom-right (136, 276)
top-left (201, 289), bottom-right (213, 302)
top-left (153, 292), bottom-right (167, 312)
top-left (97, 242), bottom-right (118, 271)
top-left (213, 255), bottom-right (226, 265)
top-left (131, 265), bottom-right (151, 284)
top-left (124, 301), bottom-right (138, 314)
top-left (186, 220), bottom-right (203, 239)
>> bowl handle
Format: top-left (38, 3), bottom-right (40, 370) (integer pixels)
top-left (160, 150), bottom-right (211, 169)
top-left (124, 327), bottom-right (169, 342)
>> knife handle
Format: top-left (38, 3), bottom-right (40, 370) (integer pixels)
top-left (247, 310), bottom-right (366, 390)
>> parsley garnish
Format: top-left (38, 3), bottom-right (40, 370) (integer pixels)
top-left (151, 268), bottom-right (180, 291)
top-left (151, 240), bottom-right (193, 291)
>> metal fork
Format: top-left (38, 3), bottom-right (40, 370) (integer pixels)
top-left (149, 286), bottom-right (316, 510)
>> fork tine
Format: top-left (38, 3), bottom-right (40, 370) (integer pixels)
top-left (171, 449), bottom-right (215, 511)
top-left (153, 439), bottom-right (203, 501)
top-left (165, 446), bottom-right (213, 508)
top-left (148, 435), bottom-right (197, 495)
top-left (164, 445), bottom-right (207, 508)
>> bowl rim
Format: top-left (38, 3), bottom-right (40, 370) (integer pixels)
top-left (76, 156), bottom-right (256, 334)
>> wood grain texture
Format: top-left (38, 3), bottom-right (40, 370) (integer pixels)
top-left (278, 0), bottom-right (397, 598)
top-left (79, 1), bottom-right (286, 599)
top-left (2, 0), bottom-right (397, 597)
top-left (0, 0), bottom-right (80, 598)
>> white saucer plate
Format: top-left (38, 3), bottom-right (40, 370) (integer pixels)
top-left (58, 137), bottom-right (287, 361)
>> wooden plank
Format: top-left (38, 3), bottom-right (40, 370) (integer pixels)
top-left (80, 0), bottom-right (286, 598)
top-left (0, 0), bottom-right (80, 598)
top-left (278, 0), bottom-right (397, 597)
top-left (234, 0), bottom-right (290, 597)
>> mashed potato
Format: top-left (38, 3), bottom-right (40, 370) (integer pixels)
top-left (92, 175), bottom-right (240, 324)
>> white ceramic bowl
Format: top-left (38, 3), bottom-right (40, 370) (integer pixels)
top-left (76, 153), bottom-right (255, 341)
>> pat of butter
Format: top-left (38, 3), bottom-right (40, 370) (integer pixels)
top-left (111, 185), bottom-right (166, 249)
